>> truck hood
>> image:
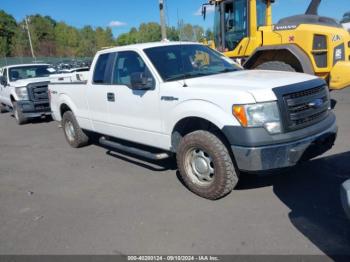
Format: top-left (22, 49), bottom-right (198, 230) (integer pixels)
top-left (9, 77), bottom-right (50, 87)
top-left (185, 70), bottom-right (317, 102)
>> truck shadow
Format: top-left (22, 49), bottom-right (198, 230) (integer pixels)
top-left (101, 140), bottom-right (350, 256)
top-left (237, 151), bottom-right (350, 257)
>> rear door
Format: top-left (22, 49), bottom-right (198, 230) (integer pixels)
top-left (85, 52), bottom-right (116, 133)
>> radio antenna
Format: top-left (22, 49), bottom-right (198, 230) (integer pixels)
top-left (177, 9), bottom-right (188, 87)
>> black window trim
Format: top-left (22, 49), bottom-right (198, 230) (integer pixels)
top-left (92, 52), bottom-right (117, 85)
top-left (110, 50), bottom-right (156, 89)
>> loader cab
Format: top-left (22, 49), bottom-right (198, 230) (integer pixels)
top-left (341, 12), bottom-right (350, 24)
top-left (212, 0), bottom-right (272, 54)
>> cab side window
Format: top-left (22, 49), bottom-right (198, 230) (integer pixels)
top-left (93, 53), bottom-right (116, 84)
top-left (112, 51), bottom-right (154, 87)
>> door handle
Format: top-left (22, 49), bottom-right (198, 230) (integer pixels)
top-left (107, 92), bottom-right (115, 102)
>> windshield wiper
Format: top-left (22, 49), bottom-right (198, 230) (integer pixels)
top-left (217, 68), bottom-right (238, 74)
top-left (165, 72), bottom-right (209, 82)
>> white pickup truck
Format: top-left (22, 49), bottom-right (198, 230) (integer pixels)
top-left (49, 42), bottom-right (337, 200)
top-left (0, 64), bottom-right (52, 124)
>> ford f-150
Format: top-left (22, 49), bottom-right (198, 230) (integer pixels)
top-left (49, 42), bottom-right (337, 200)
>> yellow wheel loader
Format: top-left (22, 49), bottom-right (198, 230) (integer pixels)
top-left (202, 0), bottom-right (350, 89)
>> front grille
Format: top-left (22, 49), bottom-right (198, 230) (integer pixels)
top-left (282, 85), bottom-right (330, 131)
top-left (28, 82), bottom-right (49, 102)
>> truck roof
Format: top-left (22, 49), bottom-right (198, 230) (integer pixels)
top-left (98, 41), bottom-right (201, 55)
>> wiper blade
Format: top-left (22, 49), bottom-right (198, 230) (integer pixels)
top-left (217, 68), bottom-right (238, 74)
top-left (165, 72), bottom-right (208, 81)
top-left (165, 74), bottom-right (189, 81)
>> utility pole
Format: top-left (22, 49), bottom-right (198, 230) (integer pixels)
top-left (25, 16), bottom-right (36, 61)
top-left (159, 0), bottom-right (167, 40)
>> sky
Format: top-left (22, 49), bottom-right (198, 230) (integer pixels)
top-left (0, 0), bottom-right (348, 36)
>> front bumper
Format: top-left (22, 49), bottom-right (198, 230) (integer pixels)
top-left (341, 180), bottom-right (350, 219)
top-left (231, 120), bottom-right (337, 172)
top-left (17, 100), bottom-right (51, 118)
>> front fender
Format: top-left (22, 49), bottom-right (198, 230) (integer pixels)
top-left (9, 89), bottom-right (19, 103)
top-left (166, 99), bottom-right (240, 134)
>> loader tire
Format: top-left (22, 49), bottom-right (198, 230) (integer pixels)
top-left (256, 61), bottom-right (296, 72)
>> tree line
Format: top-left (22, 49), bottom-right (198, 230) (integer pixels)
top-left (0, 10), bottom-right (213, 58)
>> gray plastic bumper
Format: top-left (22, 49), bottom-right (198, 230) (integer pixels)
top-left (341, 180), bottom-right (350, 219)
top-left (17, 100), bottom-right (51, 117)
top-left (231, 121), bottom-right (337, 172)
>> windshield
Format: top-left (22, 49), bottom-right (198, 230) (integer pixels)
top-left (257, 0), bottom-right (267, 27)
top-left (342, 13), bottom-right (350, 23)
top-left (144, 44), bottom-right (241, 82)
top-left (9, 65), bottom-right (51, 81)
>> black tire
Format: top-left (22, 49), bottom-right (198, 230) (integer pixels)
top-left (255, 61), bottom-right (296, 72)
top-left (62, 111), bottom-right (89, 148)
top-left (177, 130), bottom-right (238, 200)
top-left (0, 103), bottom-right (7, 114)
top-left (13, 102), bottom-right (28, 125)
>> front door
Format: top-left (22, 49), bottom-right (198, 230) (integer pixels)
top-left (107, 50), bottom-right (162, 147)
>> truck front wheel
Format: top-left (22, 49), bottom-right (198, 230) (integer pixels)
top-left (0, 103), bottom-right (7, 113)
top-left (13, 102), bottom-right (28, 125)
top-left (177, 130), bottom-right (238, 200)
top-left (62, 111), bottom-right (89, 148)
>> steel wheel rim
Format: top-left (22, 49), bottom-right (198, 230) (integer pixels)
top-left (65, 120), bottom-right (75, 142)
top-left (184, 147), bottom-right (215, 186)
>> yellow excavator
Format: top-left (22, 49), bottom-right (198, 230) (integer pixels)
top-left (202, 0), bottom-right (350, 89)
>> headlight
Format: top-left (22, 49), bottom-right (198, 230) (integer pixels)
top-left (15, 87), bottom-right (29, 100)
top-left (233, 102), bottom-right (282, 134)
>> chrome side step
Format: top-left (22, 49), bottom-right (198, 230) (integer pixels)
top-left (99, 137), bottom-right (171, 160)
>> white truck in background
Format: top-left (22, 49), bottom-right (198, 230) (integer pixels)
top-left (0, 64), bottom-right (52, 124)
top-left (49, 42), bottom-right (337, 200)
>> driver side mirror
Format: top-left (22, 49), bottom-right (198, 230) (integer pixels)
top-left (0, 76), bottom-right (7, 86)
top-left (130, 72), bottom-right (155, 90)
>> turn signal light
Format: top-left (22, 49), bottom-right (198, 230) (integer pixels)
top-left (233, 105), bottom-right (248, 127)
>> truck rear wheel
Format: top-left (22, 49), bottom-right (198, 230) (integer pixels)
top-left (255, 61), bottom-right (296, 72)
top-left (62, 111), bottom-right (89, 148)
top-left (177, 130), bottom-right (238, 200)
top-left (13, 102), bottom-right (28, 125)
